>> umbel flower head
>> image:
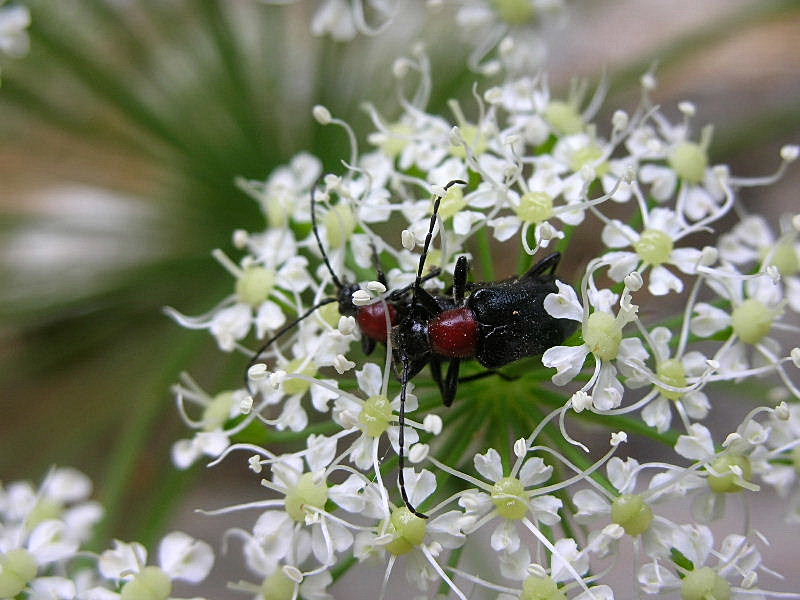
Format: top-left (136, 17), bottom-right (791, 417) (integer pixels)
top-left (160, 39), bottom-right (800, 598)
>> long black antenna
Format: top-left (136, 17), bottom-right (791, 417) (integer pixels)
top-left (410, 179), bottom-right (467, 306)
top-left (310, 181), bottom-right (344, 290)
top-left (243, 297), bottom-right (337, 396)
top-left (398, 357), bottom-right (427, 519)
top-left (397, 179), bottom-right (467, 519)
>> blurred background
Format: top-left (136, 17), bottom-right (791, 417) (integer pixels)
top-left (1, 0), bottom-right (799, 596)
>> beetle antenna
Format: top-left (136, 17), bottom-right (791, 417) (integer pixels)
top-left (310, 181), bottom-right (345, 290)
top-left (398, 358), bottom-right (429, 519)
top-left (244, 297), bottom-right (338, 397)
top-left (411, 179), bottom-right (467, 306)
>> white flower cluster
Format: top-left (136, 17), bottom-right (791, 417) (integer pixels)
top-left (0, 468), bottom-right (215, 599)
top-left (256, 0), bottom-right (564, 74)
top-left (165, 45), bottom-right (800, 599)
top-left (0, 1), bottom-right (30, 61)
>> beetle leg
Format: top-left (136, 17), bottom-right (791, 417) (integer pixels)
top-left (387, 267), bottom-right (442, 301)
top-left (369, 238), bottom-right (388, 287)
top-left (361, 334), bottom-right (376, 356)
top-left (523, 252), bottom-right (561, 280)
top-left (443, 358), bottom-right (462, 407)
top-left (415, 286), bottom-right (443, 315)
top-left (429, 357), bottom-right (445, 397)
top-left (453, 256), bottom-right (470, 304)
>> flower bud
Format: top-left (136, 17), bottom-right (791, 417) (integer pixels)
top-left (312, 105), bottom-right (332, 125)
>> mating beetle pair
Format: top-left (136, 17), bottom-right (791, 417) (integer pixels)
top-left (246, 179), bottom-right (577, 517)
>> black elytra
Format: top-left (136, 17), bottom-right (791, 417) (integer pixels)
top-left (392, 180), bottom-right (578, 519)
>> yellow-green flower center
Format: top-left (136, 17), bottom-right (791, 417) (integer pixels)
top-left (284, 472), bottom-right (329, 522)
top-left (707, 454), bottom-right (752, 494)
top-left (681, 566), bottom-right (731, 600)
top-left (611, 493), bottom-right (653, 536)
top-left (379, 122), bottom-right (413, 157)
top-left (202, 391), bottom-right (237, 430)
top-left (668, 142), bottom-right (708, 184)
top-left (583, 311), bottom-right (622, 361)
top-left (324, 203), bottom-right (357, 249)
top-left (765, 238), bottom-right (799, 277)
top-left (385, 507), bottom-right (428, 555)
top-left (260, 569), bottom-right (296, 600)
top-left (359, 394), bottom-right (393, 437)
top-left (491, 0), bottom-right (536, 25)
top-left (544, 100), bottom-right (584, 136)
top-left (319, 301), bottom-right (341, 327)
top-left (521, 574), bottom-right (567, 600)
top-left (265, 193), bottom-right (290, 229)
top-left (0, 549), bottom-right (37, 598)
top-left (25, 499), bottom-right (62, 531)
top-left (491, 476), bottom-right (528, 520)
top-left (236, 266), bottom-right (276, 306)
top-left (451, 123), bottom-right (488, 158)
top-left (731, 299), bottom-right (773, 345)
top-left (120, 566), bottom-right (172, 600)
top-left (516, 191), bottom-right (554, 224)
top-left (282, 359), bottom-right (318, 396)
top-left (634, 229), bottom-right (674, 266)
top-left (568, 142), bottom-right (608, 175)
top-left (656, 358), bottom-right (687, 401)
top-left (437, 187), bottom-right (467, 220)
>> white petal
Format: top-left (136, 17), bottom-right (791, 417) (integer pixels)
top-left (28, 577), bottom-right (76, 600)
top-left (427, 511), bottom-right (466, 549)
top-left (498, 546), bottom-right (531, 580)
top-left (648, 265), bottom-right (683, 296)
top-left (529, 495), bottom-right (562, 525)
top-left (210, 303), bottom-right (252, 351)
top-left (98, 540), bottom-right (147, 581)
top-left (573, 489), bottom-right (610, 522)
top-left (28, 520), bottom-right (78, 564)
top-left (602, 220), bottom-right (638, 249)
top-left (42, 467), bottom-right (92, 504)
top-left (607, 457), bottom-right (640, 494)
top-left (592, 363), bottom-right (623, 410)
top-left (518, 457), bottom-right (553, 487)
top-left (255, 301), bottom-right (287, 338)
top-left (550, 538), bottom-right (588, 582)
top-left (402, 468), bottom-right (436, 507)
top-left (542, 344), bottom-right (590, 386)
top-left (691, 302), bottom-right (730, 338)
top-left (490, 519), bottom-right (520, 553)
top-left (670, 247), bottom-right (702, 274)
top-left (158, 531), bottom-right (214, 583)
top-left (606, 251), bottom-right (641, 282)
top-left (474, 448), bottom-right (504, 483)
top-left (305, 434), bottom-right (337, 472)
top-left (329, 474), bottom-right (367, 513)
top-left (452, 210), bottom-right (484, 236)
top-left (196, 431), bottom-right (230, 458)
top-left (488, 215), bottom-right (521, 242)
top-left (641, 396), bottom-right (672, 433)
top-left (675, 424), bottom-right (714, 460)
top-left (172, 438), bottom-right (200, 470)
top-left (356, 363), bottom-right (384, 397)
top-left (544, 280), bottom-right (583, 321)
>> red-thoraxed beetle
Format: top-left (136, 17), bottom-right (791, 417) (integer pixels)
top-left (392, 180), bottom-right (578, 518)
top-left (243, 182), bottom-right (445, 393)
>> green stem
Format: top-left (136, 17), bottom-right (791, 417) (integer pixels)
top-left (89, 331), bottom-right (208, 550)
